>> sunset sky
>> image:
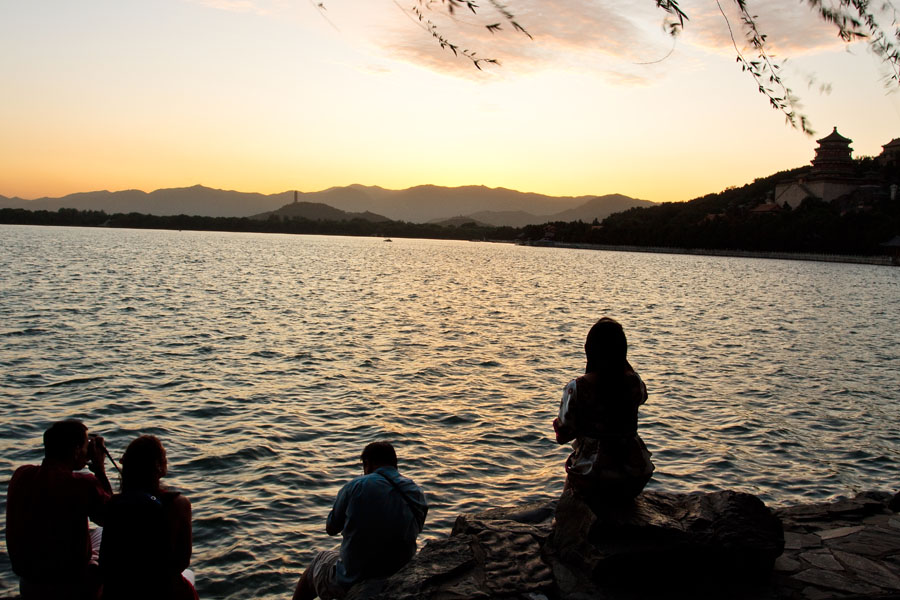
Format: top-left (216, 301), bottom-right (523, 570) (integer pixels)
top-left (2, 0), bottom-right (899, 203)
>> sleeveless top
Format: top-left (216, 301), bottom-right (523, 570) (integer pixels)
top-left (100, 490), bottom-right (197, 600)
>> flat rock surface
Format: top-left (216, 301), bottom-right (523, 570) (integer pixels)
top-left (767, 491), bottom-right (900, 600)
top-left (362, 490), bottom-right (900, 600)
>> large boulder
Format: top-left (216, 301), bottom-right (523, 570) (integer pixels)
top-left (889, 490), bottom-right (900, 513)
top-left (344, 500), bottom-right (556, 600)
top-left (345, 491), bottom-right (783, 599)
top-left (546, 489), bottom-right (785, 597)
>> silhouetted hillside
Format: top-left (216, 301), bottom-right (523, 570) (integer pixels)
top-left (0, 208), bottom-right (519, 242)
top-left (251, 201), bottom-right (390, 223)
top-left (0, 186), bottom-right (288, 217)
top-left (0, 185), bottom-right (652, 224)
top-left (546, 194), bottom-right (656, 223)
top-left (7, 159), bottom-right (896, 257)
top-left (429, 216), bottom-right (492, 227)
top-left (519, 160), bottom-right (900, 255)
top-left (463, 194), bottom-right (654, 227)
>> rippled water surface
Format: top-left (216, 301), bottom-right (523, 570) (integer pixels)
top-left (1, 225), bottom-right (899, 598)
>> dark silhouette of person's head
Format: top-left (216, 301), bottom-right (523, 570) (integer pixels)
top-left (121, 435), bottom-right (167, 493)
top-left (361, 441), bottom-right (398, 474)
top-left (44, 420), bottom-right (88, 465)
top-left (584, 317), bottom-right (628, 374)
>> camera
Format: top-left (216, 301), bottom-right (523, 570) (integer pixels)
top-left (87, 433), bottom-right (99, 455)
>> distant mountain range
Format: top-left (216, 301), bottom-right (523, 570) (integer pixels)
top-left (0, 185), bottom-right (289, 219)
top-left (0, 185), bottom-right (654, 227)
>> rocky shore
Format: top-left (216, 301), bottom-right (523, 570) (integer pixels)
top-left (348, 489), bottom-right (900, 600)
top-left (2, 490), bottom-right (897, 599)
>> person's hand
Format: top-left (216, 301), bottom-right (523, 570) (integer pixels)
top-left (552, 418), bottom-right (561, 440)
top-left (553, 418), bottom-right (574, 444)
top-left (87, 435), bottom-right (107, 474)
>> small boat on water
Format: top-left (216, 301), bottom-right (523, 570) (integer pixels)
top-left (384, 238), bottom-right (393, 242)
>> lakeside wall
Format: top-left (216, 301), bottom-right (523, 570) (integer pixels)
top-left (533, 242), bottom-right (898, 267)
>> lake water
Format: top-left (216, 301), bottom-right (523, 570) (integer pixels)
top-left (1, 224), bottom-right (898, 598)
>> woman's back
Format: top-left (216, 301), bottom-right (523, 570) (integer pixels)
top-left (99, 435), bottom-right (196, 600)
top-left (100, 490), bottom-right (195, 600)
top-left (572, 370), bottom-right (645, 438)
top-left (554, 318), bottom-right (655, 504)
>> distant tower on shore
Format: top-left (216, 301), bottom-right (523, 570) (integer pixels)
top-left (294, 190), bottom-right (298, 204)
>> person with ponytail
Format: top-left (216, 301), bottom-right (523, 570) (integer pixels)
top-left (99, 435), bottom-right (197, 600)
top-left (552, 317), bottom-right (654, 508)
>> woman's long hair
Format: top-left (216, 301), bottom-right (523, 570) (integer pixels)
top-left (120, 435), bottom-right (167, 494)
top-left (584, 317), bottom-right (628, 375)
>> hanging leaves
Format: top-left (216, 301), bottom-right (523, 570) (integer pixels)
top-left (401, 0), bottom-right (900, 133)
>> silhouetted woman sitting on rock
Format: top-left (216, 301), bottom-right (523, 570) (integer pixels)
top-left (553, 317), bottom-right (654, 508)
top-left (99, 435), bottom-right (198, 600)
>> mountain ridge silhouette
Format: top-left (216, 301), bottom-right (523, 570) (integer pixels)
top-left (0, 185), bottom-right (654, 226)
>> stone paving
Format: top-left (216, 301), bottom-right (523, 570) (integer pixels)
top-left (768, 491), bottom-right (900, 599)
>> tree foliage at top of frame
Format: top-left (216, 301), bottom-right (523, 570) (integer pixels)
top-left (411, 0), bottom-right (900, 134)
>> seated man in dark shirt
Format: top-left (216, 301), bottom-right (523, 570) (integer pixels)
top-left (6, 419), bottom-right (113, 600)
top-left (292, 441), bottom-right (428, 600)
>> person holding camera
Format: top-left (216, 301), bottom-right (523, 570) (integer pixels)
top-left (6, 419), bottom-right (113, 600)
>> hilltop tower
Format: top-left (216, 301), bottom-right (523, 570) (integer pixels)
top-left (810, 128), bottom-right (854, 177)
top-left (880, 137), bottom-right (900, 167)
top-left (774, 127), bottom-right (859, 208)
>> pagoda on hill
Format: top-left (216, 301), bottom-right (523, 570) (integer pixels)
top-left (774, 127), bottom-right (860, 208)
top-left (881, 137), bottom-right (900, 166)
top-left (810, 128), bottom-right (855, 178)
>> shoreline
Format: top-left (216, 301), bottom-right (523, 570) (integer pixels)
top-left (3, 222), bottom-right (896, 267)
top-left (519, 240), bottom-right (899, 267)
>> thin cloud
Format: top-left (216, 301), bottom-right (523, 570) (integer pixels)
top-left (602, 69), bottom-right (653, 86)
top-left (363, 0), bottom-right (891, 80)
top-left (372, 0), bottom-right (677, 80)
top-left (192, 0), bottom-right (273, 16)
top-left (682, 0), bottom-right (849, 56)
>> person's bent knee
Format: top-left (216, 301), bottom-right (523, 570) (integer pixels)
top-left (306, 550), bottom-right (346, 600)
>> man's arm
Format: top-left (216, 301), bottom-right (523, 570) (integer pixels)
top-left (5, 466), bottom-right (31, 576)
top-left (86, 436), bottom-right (112, 524)
top-left (325, 482), bottom-right (351, 536)
top-left (88, 436), bottom-right (112, 495)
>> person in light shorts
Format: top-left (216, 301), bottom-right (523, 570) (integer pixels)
top-left (292, 442), bottom-right (427, 600)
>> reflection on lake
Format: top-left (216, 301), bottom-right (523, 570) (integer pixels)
top-left (1, 225), bottom-right (898, 599)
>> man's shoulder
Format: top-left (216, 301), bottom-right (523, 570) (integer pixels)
top-left (343, 471), bottom-right (385, 492)
top-left (342, 469), bottom-right (421, 496)
top-left (336, 472), bottom-right (376, 499)
top-left (11, 463), bottom-right (39, 478)
top-left (10, 464), bottom-right (106, 495)
top-left (388, 470), bottom-right (422, 491)
top-left (9, 464), bottom-right (40, 487)
top-left (372, 468), bottom-right (425, 500)
top-left (70, 470), bottom-right (104, 485)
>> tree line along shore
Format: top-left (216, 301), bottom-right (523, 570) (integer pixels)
top-left (3, 160), bottom-right (899, 259)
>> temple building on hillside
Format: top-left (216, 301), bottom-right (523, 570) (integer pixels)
top-left (774, 127), bottom-right (861, 209)
top-left (881, 137), bottom-right (900, 166)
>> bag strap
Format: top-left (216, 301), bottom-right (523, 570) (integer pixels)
top-left (376, 471), bottom-right (426, 526)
